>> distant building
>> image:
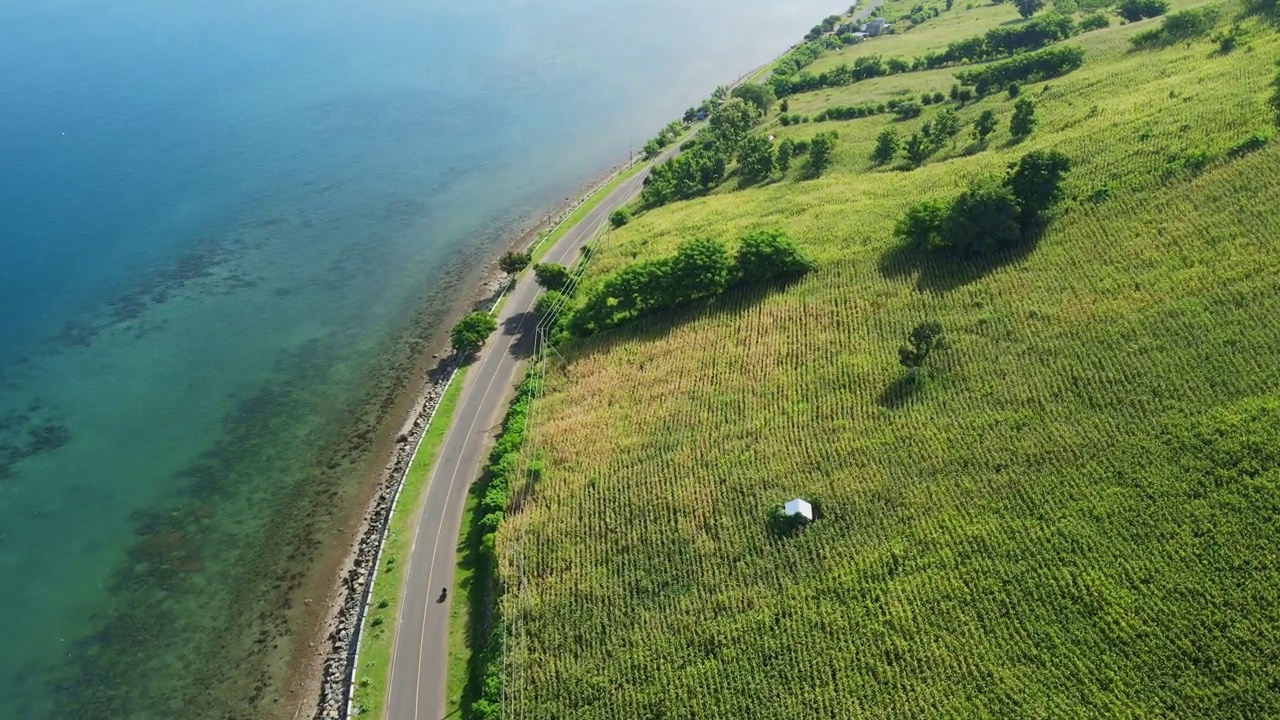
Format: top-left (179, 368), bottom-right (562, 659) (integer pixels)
top-left (783, 498), bottom-right (814, 522)
top-left (865, 18), bottom-right (893, 36)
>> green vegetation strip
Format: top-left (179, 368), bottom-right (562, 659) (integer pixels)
top-left (348, 368), bottom-right (467, 719)
top-left (530, 162), bottom-right (645, 263)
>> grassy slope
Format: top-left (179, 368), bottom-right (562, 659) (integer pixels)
top-left (500, 5), bottom-right (1280, 719)
top-left (348, 369), bottom-right (466, 719)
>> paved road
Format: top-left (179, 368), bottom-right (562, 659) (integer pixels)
top-left (383, 149), bottom-right (673, 720)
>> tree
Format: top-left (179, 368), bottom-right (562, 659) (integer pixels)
top-left (735, 229), bottom-right (815, 284)
top-left (1117, 0), bottom-right (1169, 21)
top-left (806, 132), bottom-right (838, 177)
top-left (609, 208), bottom-right (632, 228)
top-left (1010, 97), bottom-right (1037, 140)
top-left (533, 262), bottom-right (571, 292)
top-left (1008, 82), bottom-right (1021, 98)
top-left (451, 311), bottom-right (497, 358)
top-left (873, 128), bottom-right (902, 164)
top-left (777, 137), bottom-right (795, 173)
top-left (683, 106), bottom-right (697, 124)
top-left (894, 199), bottom-right (949, 249)
top-left (973, 109), bottom-right (999, 144)
top-left (709, 98), bottom-right (759, 150)
top-left (899, 321), bottom-right (946, 379)
top-left (499, 250), bottom-right (531, 274)
top-left (1015, 0), bottom-right (1046, 18)
top-left (665, 238), bottom-right (732, 307)
top-left (730, 83), bottom-right (777, 115)
top-left (940, 176), bottom-right (1023, 255)
top-left (905, 132), bottom-right (930, 166)
top-left (534, 290), bottom-right (567, 322)
top-left (642, 138), bottom-right (663, 160)
top-left (1006, 149), bottom-right (1071, 234)
top-left (934, 107), bottom-right (962, 146)
top-left (737, 134), bottom-right (776, 180)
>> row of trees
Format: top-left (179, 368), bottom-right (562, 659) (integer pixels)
top-left (641, 97), bottom-right (760, 206)
top-left (894, 150), bottom-right (1071, 257)
top-left (954, 45), bottom-right (1085, 95)
top-left (930, 13), bottom-right (1078, 67)
top-left (1131, 5), bottom-right (1218, 48)
top-left (642, 119), bottom-right (687, 160)
top-left (568, 230), bottom-right (815, 337)
top-left (770, 54), bottom-right (915, 97)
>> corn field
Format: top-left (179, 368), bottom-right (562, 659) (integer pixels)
top-left (497, 9), bottom-right (1280, 718)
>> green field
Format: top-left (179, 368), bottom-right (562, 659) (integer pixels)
top-left (497, 2), bottom-right (1280, 718)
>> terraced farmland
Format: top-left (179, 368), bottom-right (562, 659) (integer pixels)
top-left (497, 3), bottom-right (1280, 717)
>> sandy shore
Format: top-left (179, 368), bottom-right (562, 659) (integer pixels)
top-left (289, 155), bottom-right (637, 720)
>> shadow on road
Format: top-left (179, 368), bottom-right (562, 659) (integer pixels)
top-left (500, 309), bottom-right (538, 360)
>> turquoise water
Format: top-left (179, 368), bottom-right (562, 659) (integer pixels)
top-left (0, 0), bottom-right (837, 716)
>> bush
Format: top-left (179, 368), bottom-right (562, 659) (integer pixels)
top-left (973, 109), bottom-right (999, 144)
top-left (1015, 0), bottom-right (1047, 17)
top-left (899, 321), bottom-right (946, 374)
top-left (1131, 6), bottom-right (1220, 47)
top-left (533, 262), bottom-right (571, 292)
top-left (1116, 0), bottom-right (1168, 21)
top-left (940, 176), bottom-right (1024, 255)
top-left (735, 229), bottom-right (816, 284)
top-left (958, 46), bottom-right (1085, 95)
top-left (451, 311), bottom-right (497, 358)
top-left (1010, 97), bottom-right (1038, 139)
top-left (609, 207), bottom-right (632, 228)
top-left (777, 138), bottom-right (795, 173)
top-left (499, 250), bottom-right (531, 274)
top-left (895, 102), bottom-right (925, 120)
top-left (1080, 11), bottom-right (1111, 29)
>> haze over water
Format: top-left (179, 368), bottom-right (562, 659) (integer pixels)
top-left (0, 0), bottom-right (838, 716)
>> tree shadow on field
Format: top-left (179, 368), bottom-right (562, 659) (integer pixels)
top-left (877, 375), bottom-right (922, 409)
top-left (877, 237), bottom-right (1041, 294)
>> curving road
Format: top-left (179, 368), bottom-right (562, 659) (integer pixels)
top-left (383, 147), bottom-right (676, 720)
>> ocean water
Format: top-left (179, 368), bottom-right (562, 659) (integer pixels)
top-left (0, 0), bottom-right (839, 716)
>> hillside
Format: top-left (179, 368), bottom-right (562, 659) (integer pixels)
top-left (496, 0), bottom-right (1280, 716)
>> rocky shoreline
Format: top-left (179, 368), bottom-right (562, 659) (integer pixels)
top-left (306, 159), bottom-right (633, 720)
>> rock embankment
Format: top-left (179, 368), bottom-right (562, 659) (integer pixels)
top-left (312, 358), bottom-right (456, 720)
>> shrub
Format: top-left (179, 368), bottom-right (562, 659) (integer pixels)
top-left (451, 311), bottom-right (497, 358)
top-left (1080, 11), bottom-right (1111, 29)
top-left (499, 250), bottom-right (532, 274)
top-left (533, 262), bottom-right (571, 292)
top-left (895, 102), bottom-right (925, 120)
top-left (1131, 6), bottom-right (1220, 47)
top-left (609, 207), bottom-right (632, 228)
top-left (873, 128), bottom-right (902, 164)
top-left (1010, 97), bottom-right (1038, 139)
top-left (735, 230), bottom-right (816, 284)
top-left (1116, 0), bottom-right (1168, 21)
top-left (899, 321), bottom-right (946, 374)
top-left (1008, 82), bottom-right (1022, 98)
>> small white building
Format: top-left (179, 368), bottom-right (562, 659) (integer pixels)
top-left (783, 498), bottom-right (814, 522)
top-left (864, 18), bottom-right (893, 36)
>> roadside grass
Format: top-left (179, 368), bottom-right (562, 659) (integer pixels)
top-left (529, 161), bottom-right (646, 264)
top-left (499, 8), bottom-right (1280, 718)
top-left (348, 368), bottom-right (467, 719)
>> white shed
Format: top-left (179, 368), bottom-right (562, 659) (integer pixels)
top-left (783, 498), bottom-right (814, 522)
